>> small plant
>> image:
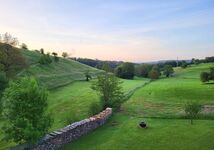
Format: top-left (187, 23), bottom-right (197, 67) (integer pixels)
top-left (88, 102), bottom-right (102, 116)
top-left (184, 101), bottom-right (202, 124)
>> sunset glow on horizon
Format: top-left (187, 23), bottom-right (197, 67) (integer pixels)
top-left (0, 0), bottom-right (213, 62)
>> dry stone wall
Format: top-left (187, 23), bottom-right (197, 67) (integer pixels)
top-left (31, 108), bottom-right (112, 150)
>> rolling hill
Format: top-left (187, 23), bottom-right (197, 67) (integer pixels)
top-left (18, 48), bottom-right (103, 89)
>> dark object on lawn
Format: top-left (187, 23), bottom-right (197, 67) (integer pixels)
top-left (139, 121), bottom-right (147, 128)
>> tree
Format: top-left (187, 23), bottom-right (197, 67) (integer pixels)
top-left (0, 71), bottom-right (8, 115)
top-left (21, 43), bottom-right (28, 49)
top-left (2, 32), bottom-right (19, 46)
top-left (1, 77), bottom-right (52, 144)
top-left (163, 65), bottom-right (174, 77)
top-left (52, 52), bottom-right (59, 62)
top-left (91, 73), bottom-right (123, 109)
top-left (62, 52), bottom-right (68, 58)
top-left (184, 101), bottom-right (202, 124)
top-left (85, 70), bottom-right (92, 81)
top-left (115, 62), bottom-right (135, 79)
top-left (148, 66), bottom-right (161, 79)
top-left (0, 43), bottom-right (27, 77)
top-left (40, 48), bottom-right (44, 54)
top-left (181, 61), bottom-right (188, 68)
top-left (200, 72), bottom-right (209, 83)
top-left (135, 64), bottom-right (152, 77)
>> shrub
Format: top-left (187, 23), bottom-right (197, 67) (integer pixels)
top-left (88, 102), bottom-right (102, 116)
top-left (21, 43), bottom-right (28, 49)
top-left (1, 77), bottom-right (52, 144)
top-left (163, 65), bottom-right (174, 77)
top-left (62, 52), bottom-right (68, 58)
top-left (200, 72), bottom-right (209, 83)
top-left (39, 53), bottom-right (52, 65)
top-left (184, 101), bottom-right (202, 124)
top-left (52, 52), bottom-right (59, 62)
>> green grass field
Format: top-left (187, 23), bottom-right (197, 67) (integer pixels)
top-left (19, 49), bottom-right (103, 89)
top-left (61, 63), bottom-right (214, 150)
top-left (0, 47), bottom-right (213, 150)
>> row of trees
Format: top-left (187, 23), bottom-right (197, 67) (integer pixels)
top-left (114, 62), bottom-right (174, 80)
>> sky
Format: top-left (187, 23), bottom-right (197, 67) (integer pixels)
top-left (0, 0), bottom-right (214, 62)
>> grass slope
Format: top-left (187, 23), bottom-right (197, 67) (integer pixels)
top-left (61, 63), bottom-right (214, 150)
top-left (19, 49), bottom-right (103, 89)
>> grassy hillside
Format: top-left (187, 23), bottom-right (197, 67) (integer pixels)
top-left (19, 49), bottom-right (103, 89)
top-left (61, 63), bottom-right (214, 150)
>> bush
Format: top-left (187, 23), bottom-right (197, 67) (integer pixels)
top-left (200, 72), bottom-right (209, 82)
top-left (163, 65), bottom-right (174, 77)
top-left (88, 102), bottom-right (103, 116)
top-left (39, 54), bottom-right (52, 65)
top-left (1, 77), bottom-right (52, 144)
top-left (184, 101), bottom-right (202, 124)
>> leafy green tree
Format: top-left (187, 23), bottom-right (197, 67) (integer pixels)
top-left (0, 43), bottom-right (27, 77)
top-left (200, 72), bottom-right (209, 83)
top-left (91, 73), bottom-right (123, 109)
top-left (184, 101), bottom-right (202, 124)
top-left (181, 61), bottom-right (188, 68)
top-left (1, 77), bottom-right (52, 144)
top-left (148, 66), bottom-right (160, 79)
top-left (135, 64), bottom-right (152, 77)
top-left (115, 62), bottom-right (135, 79)
top-left (163, 65), bottom-right (174, 77)
top-left (0, 71), bottom-right (8, 115)
top-left (40, 48), bottom-right (44, 54)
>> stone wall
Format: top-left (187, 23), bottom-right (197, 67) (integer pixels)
top-left (31, 108), bottom-right (112, 150)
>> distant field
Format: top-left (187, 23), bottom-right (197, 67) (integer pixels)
top-left (61, 63), bottom-right (214, 150)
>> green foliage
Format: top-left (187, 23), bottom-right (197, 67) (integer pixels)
top-left (38, 53), bottom-right (52, 65)
top-left (40, 48), bottom-right (44, 54)
top-left (0, 43), bottom-right (27, 77)
top-left (91, 73), bottom-right (123, 109)
top-left (148, 65), bottom-right (161, 79)
top-left (115, 62), bottom-right (135, 79)
top-left (181, 61), bottom-right (188, 68)
top-left (184, 101), bottom-right (202, 124)
top-left (88, 102), bottom-right (102, 116)
top-left (135, 64), bottom-right (152, 78)
top-left (1, 77), bottom-right (52, 144)
top-left (200, 67), bottom-right (214, 83)
top-left (84, 71), bottom-right (92, 81)
top-left (200, 72), bottom-right (210, 82)
top-left (163, 65), bottom-right (174, 77)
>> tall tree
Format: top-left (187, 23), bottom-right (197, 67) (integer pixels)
top-left (1, 77), bottom-right (52, 144)
top-left (163, 65), bottom-right (174, 77)
top-left (115, 62), bottom-right (135, 79)
top-left (91, 73), bottom-right (123, 109)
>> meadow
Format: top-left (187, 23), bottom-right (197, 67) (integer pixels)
top-left (0, 46), bottom-right (213, 150)
top-left (62, 63), bottom-right (214, 150)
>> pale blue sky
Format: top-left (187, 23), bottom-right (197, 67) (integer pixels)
top-left (0, 0), bottom-right (213, 62)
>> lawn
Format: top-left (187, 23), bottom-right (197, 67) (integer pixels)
top-left (62, 113), bottom-right (214, 150)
